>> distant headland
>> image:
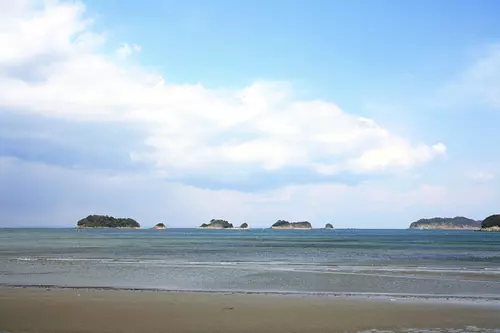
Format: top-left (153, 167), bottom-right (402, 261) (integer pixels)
top-left (408, 217), bottom-right (481, 230)
top-left (271, 220), bottom-right (312, 229)
top-left (409, 215), bottom-right (500, 231)
top-left (76, 215), bottom-right (140, 228)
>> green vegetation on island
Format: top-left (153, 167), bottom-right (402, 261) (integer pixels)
top-left (324, 223), bottom-right (334, 229)
top-left (239, 223), bottom-right (249, 229)
top-left (153, 223), bottom-right (166, 229)
top-left (199, 219), bottom-right (234, 229)
top-left (76, 215), bottom-right (140, 228)
top-left (481, 214), bottom-right (500, 231)
top-left (409, 217), bottom-right (481, 230)
top-left (271, 220), bottom-right (312, 229)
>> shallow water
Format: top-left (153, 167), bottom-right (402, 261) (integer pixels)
top-left (1, 228), bottom-right (499, 297)
top-left (357, 329), bottom-right (500, 333)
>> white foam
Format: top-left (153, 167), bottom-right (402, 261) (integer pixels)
top-left (357, 327), bottom-right (500, 333)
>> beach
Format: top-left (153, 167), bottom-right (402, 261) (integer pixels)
top-left (1, 228), bottom-right (499, 332)
top-left (1, 287), bottom-right (499, 333)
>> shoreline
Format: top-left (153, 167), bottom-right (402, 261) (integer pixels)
top-left (1, 286), bottom-right (499, 333)
top-left (2, 284), bottom-right (500, 306)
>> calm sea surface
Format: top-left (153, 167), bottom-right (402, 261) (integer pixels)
top-left (1, 228), bottom-right (499, 297)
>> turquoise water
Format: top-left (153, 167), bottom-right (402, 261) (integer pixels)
top-left (1, 228), bottom-right (499, 297)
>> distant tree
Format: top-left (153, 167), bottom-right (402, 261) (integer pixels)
top-left (272, 220), bottom-right (290, 227)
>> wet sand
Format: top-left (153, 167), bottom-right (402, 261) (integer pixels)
top-left (0, 287), bottom-right (499, 333)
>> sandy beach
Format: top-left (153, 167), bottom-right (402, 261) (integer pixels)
top-left (0, 287), bottom-right (499, 333)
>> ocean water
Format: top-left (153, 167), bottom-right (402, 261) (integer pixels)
top-left (1, 228), bottom-right (499, 298)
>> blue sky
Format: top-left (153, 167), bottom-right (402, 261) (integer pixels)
top-left (0, 0), bottom-right (499, 228)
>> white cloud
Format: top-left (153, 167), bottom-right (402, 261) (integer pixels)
top-left (116, 43), bottom-right (141, 58)
top-left (441, 45), bottom-right (500, 109)
top-left (471, 171), bottom-right (494, 183)
top-left (0, 0), bottom-right (446, 188)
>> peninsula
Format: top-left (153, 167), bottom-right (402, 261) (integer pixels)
top-left (76, 215), bottom-right (140, 228)
top-left (271, 220), bottom-right (312, 229)
top-left (408, 217), bottom-right (481, 230)
top-left (480, 214), bottom-right (500, 231)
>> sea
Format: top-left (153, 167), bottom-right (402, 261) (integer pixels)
top-left (1, 228), bottom-right (500, 299)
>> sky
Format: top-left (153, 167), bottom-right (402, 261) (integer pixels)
top-left (1, 0), bottom-right (500, 228)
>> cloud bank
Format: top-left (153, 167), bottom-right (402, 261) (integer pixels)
top-left (0, 0), bottom-right (446, 191)
top-left (3, 156), bottom-right (488, 228)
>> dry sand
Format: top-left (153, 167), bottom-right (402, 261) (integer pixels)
top-left (0, 287), bottom-right (499, 333)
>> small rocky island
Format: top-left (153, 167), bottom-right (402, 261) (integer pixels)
top-left (480, 214), bottom-right (500, 231)
top-left (199, 220), bottom-right (251, 229)
top-left (409, 216), bottom-right (481, 230)
top-left (153, 223), bottom-right (166, 229)
top-left (271, 220), bottom-right (312, 229)
top-left (76, 215), bottom-right (140, 228)
top-left (199, 219), bottom-right (234, 229)
top-left (324, 223), bottom-right (334, 229)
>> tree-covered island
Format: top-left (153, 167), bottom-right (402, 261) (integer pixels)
top-left (199, 219), bottom-right (234, 229)
top-left (271, 220), bottom-right (312, 229)
top-left (481, 214), bottom-right (500, 231)
top-left (76, 215), bottom-right (140, 228)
